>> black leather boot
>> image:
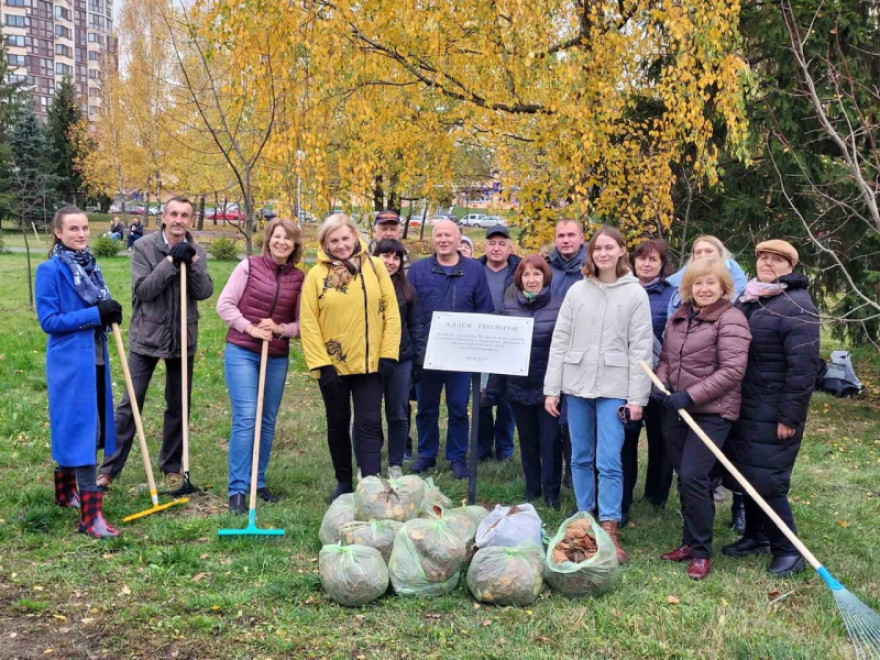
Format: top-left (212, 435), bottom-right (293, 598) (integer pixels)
top-left (326, 481), bottom-right (354, 504)
top-left (722, 535), bottom-right (771, 558)
top-left (730, 492), bottom-right (746, 535)
top-left (228, 494), bottom-right (246, 514)
top-left (767, 554), bottom-right (806, 576)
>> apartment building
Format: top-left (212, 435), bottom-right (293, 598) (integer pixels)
top-left (2, 0), bottom-right (117, 122)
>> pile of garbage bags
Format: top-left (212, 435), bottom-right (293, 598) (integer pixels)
top-left (318, 476), bottom-right (619, 607)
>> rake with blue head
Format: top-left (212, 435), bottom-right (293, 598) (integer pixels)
top-left (641, 362), bottom-right (880, 659)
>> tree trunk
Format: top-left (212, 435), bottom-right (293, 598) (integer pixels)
top-left (197, 195), bottom-right (205, 230)
top-left (20, 215), bottom-right (34, 311)
top-left (373, 175), bottom-right (384, 211)
top-left (419, 203), bottom-right (428, 241)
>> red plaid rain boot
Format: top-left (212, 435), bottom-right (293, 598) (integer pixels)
top-left (78, 489), bottom-right (121, 539)
top-left (54, 468), bottom-right (80, 509)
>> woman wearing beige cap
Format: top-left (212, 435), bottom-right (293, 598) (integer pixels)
top-left (722, 239), bottom-right (821, 576)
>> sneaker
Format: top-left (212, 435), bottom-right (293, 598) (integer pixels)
top-left (388, 465), bottom-right (403, 480)
top-left (409, 457), bottom-right (436, 474)
top-left (450, 461), bottom-right (470, 480)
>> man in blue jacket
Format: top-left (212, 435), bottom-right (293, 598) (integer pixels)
top-left (477, 224), bottom-right (521, 461)
top-left (408, 219), bottom-right (494, 479)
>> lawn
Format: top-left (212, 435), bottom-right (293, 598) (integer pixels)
top-left (0, 251), bottom-right (878, 659)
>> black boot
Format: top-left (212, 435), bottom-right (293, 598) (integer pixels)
top-left (767, 554), bottom-right (806, 576)
top-left (730, 492), bottom-right (746, 535)
top-left (327, 481), bottom-right (354, 504)
top-left (722, 535), bottom-right (771, 558)
top-left (228, 494), bottom-right (246, 514)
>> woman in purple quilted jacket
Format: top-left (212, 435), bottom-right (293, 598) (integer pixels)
top-left (216, 218), bottom-right (304, 514)
top-left (655, 258), bottom-right (751, 580)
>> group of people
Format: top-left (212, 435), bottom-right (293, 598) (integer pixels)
top-left (37, 202), bottom-right (821, 584)
top-left (106, 215), bottom-right (144, 250)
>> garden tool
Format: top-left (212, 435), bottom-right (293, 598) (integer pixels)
top-left (219, 340), bottom-right (284, 538)
top-left (110, 323), bottom-right (188, 522)
top-left (641, 362), bottom-right (880, 659)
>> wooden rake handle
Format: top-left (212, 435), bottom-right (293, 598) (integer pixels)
top-left (111, 323), bottom-right (160, 504)
top-left (248, 340), bottom-right (270, 513)
top-left (180, 263), bottom-right (190, 474)
top-left (639, 361), bottom-right (821, 570)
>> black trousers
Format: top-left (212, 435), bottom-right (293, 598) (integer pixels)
top-left (643, 399), bottom-right (673, 505)
top-left (664, 412), bottom-right (732, 559)
top-left (742, 493), bottom-right (798, 556)
top-left (100, 352), bottom-right (194, 479)
top-left (511, 402), bottom-right (562, 502)
top-left (321, 373), bottom-right (384, 484)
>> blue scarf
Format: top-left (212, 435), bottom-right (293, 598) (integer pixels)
top-left (53, 242), bottom-right (111, 306)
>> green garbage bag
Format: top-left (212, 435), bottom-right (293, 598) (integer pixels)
top-left (319, 543), bottom-right (389, 607)
top-left (354, 475), bottom-right (425, 522)
top-left (467, 543), bottom-right (545, 606)
top-left (388, 517), bottom-right (466, 596)
top-left (340, 519), bottom-right (403, 563)
top-left (419, 477), bottom-right (453, 515)
top-left (544, 512), bottom-right (618, 597)
top-left (426, 505), bottom-right (489, 549)
top-left (319, 493), bottom-right (356, 545)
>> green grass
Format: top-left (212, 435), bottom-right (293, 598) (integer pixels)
top-left (0, 252), bottom-right (878, 658)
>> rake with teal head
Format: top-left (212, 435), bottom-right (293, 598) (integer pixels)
top-left (219, 340), bottom-right (284, 538)
top-left (641, 362), bottom-right (880, 658)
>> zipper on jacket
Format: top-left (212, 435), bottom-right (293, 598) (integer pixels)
top-left (268, 265), bottom-right (282, 318)
top-left (362, 269), bottom-right (370, 373)
top-left (675, 314), bottom-right (694, 388)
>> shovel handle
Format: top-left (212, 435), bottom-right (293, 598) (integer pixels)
top-left (112, 323), bottom-right (159, 504)
top-left (639, 361), bottom-right (821, 569)
top-left (180, 263), bottom-right (190, 474)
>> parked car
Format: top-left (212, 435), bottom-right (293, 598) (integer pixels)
top-left (482, 215), bottom-right (508, 227)
top-left (148, 205), bottom-right (163, 217)
top-left (125, 206), bottom-right (147, 216)
top-left (460, 213), bottom-right (488, 228)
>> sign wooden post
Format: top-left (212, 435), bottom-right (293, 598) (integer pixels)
top-left (423, 312), bottom-right (533, 504)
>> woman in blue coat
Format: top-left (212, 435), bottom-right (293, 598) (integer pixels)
top-left (487, 255), bottom-right (563, 509)
top-left (36, 207), bottom-right (124, 538)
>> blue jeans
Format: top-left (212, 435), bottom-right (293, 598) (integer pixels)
top-left (477, 401), bottom-right (515, 459)
top-left (224, 343), bottom-right (289, 496)
top-left (416, 369), bottom-right (471, 463)
top-left (566, 395), bottom-right (626, 521)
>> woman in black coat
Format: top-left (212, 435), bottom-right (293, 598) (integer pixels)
top-left (722, 240), bottom-right (820, 576)
top-left (487, 254), bottom-right (563, 508)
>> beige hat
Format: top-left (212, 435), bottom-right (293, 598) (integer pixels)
top-left (756, 239), bottom-right (798, 267)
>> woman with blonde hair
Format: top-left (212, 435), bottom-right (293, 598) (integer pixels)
top-left (300, 214), bottom-right (401, 502)
top-left (655, 257), bottom-right (751, 580)
top-left (216, 218), bottom-right (305, 513)
top-left (666, 235), bottom-right (747, 318)
top-left (544, 225), bottom-right (654, 563)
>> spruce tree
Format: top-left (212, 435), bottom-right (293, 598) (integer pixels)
top-left (10, 110), bottom-right (58, 228)
top-left (46, 76), bottom-right (85, 206)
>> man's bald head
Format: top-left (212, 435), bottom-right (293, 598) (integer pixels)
top-left (432, 219), bottom-right (461, 262)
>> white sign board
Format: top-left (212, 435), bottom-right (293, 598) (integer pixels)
top-left (423, 312), bottom-right (533, 376)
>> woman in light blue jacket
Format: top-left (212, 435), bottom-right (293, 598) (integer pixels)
top-left (666, 235), bottom-right (747, 318)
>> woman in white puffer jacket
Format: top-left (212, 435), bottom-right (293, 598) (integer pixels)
top-left (544, 225), bottom-right (653, 564)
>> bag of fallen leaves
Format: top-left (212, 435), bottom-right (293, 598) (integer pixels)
top-left (319, 493), bottom-right (356, 545)
top-left (319, 543), bottom-right (389, 607)
top-left (426, 505), bottom-right (490, 549)
top-left (354, 475), bottom-right (425, 522)
top-left (340, 519), bottom-right (404, 563)
top-left (475, 504), bottom-right (543, 549)
top-left (420, 477), bottom-right (454, 515)
top-left (466, 542), bottom-right (545, 606)
top-left (544, 512), bottom-right (618, 597)
top-left (388, 515), bottom-right (466, 596)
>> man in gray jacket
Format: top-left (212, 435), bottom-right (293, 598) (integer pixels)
top-left (98, 197), bottom-right (214, 486)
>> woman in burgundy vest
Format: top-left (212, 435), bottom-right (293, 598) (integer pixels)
top-left (216, 218), bottom-right (304, 513)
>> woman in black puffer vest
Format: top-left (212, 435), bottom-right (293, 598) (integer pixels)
top-left (722, 240), bottom-right (820, 577)
top-left (487, 255), bottom-right (563, 508)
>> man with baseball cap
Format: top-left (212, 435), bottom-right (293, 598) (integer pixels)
top-left (477, 224), bottom-right (521, 462)
top-left (370, 210), bottom-right (409, 271)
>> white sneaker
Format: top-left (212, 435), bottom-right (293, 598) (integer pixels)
top-left (388, 465), bottom-right (403, 480)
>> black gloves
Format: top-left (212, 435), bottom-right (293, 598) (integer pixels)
top-left (411, 363), bottom-right (424, 385)
top-left (663, 390), bottom-right (693, 411)
top-left (97, 299), bottom-right (123, 326)
top-left (650, 383), bottom-right (671, 403)
top-left (378, 358), bottom-right (397, 382)
top-left (318, 365), bottom-right (342, 390)
top-left (169, 242), bottom-right (196, 266)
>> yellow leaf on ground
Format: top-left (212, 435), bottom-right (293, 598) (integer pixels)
top-left (667, 595), bottom-right (680, 605)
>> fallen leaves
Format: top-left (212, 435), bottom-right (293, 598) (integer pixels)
top-left (667, 595), bottom-right (680, 605)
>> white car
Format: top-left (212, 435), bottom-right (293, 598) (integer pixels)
top-left (482, 215), bottom-right (508, 227)
top-left (460, 213), bottom-right (488, 228)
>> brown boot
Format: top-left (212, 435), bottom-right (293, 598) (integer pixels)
top-left (601, 520), bottom-right (628, 565)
